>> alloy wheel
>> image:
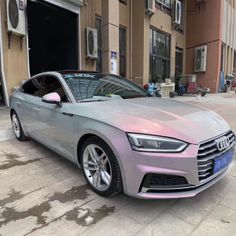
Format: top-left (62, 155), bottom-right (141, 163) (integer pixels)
top-left (82, 144), bottom-right (112, 191)
top-left (12, 114), bottom-right (20, 138)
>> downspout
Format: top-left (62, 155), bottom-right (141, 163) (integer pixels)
top-left (25, 0), bottom-right (31, 78)
top-left (0, 10), bottom-right (9, 106)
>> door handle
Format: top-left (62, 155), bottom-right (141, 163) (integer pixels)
top-left (17, 102), bottom-right (21, 106)
top-left (34, 107), bottom-right (40, 112)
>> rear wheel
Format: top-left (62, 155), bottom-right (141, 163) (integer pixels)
top-left (80, 136), bottom-right (122, 197)
top-left (11, 111), bottom-right (27, 141)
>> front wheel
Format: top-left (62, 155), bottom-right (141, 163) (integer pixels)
top-left (11, 111), bottom-right (27, 141)
top-left (80, 136), bottom-right (122, 197)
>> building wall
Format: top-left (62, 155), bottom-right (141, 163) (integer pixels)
top-left (0, 0), bottom-right (28, 104)
top-left (0, 0), bottom-right (188, 101)
top-left (20, 0), bottom-right (186, 87)
top-left (80, 0), bottom-right (96, 71)
top-left (186, 0), bottom-right (223, 92)
top-left (132, 1), bottom-right (187, 85)
top-left (222, 0), bottom-right (236, 76)
top-left (148, 2), bottom-right (187, 80)
top-left (131, 0), bottom-right (145, 85)
top-left (95, 0), bottom-right (102, 16)
top-left (1, 0), bottom-right (232, 103)
top-left (0, 0), bottom-right (97, 103)
top-left (119, 1), bottom-right (131, 79)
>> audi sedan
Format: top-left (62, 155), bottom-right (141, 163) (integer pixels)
top-left (10, 71), bottom-right (235, 199)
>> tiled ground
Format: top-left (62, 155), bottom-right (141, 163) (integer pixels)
top-left (0, 93), bottom-right (235, 236)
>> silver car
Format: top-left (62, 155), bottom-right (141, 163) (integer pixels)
top-left (10, 71), bottom-right (235, 199)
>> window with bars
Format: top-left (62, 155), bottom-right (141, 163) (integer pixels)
top-left (95, 17), bottom-right (102, 72)
top-left (119, 26), bottom-right (127, 77)
top-left (149, 28), bottom-right (170, 82)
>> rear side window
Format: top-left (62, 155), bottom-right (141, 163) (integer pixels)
top-left (21, 77), bottom-right (43, 97)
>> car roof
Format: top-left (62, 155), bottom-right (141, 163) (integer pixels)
top-left (58, 70), bottom-right (100, 75)
top-left (58, 70), bottom-right (124, 80)
top-left (30, 71), bottom-right (123, 81)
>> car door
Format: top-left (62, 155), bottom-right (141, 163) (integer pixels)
top-left (36, 75), bottom-right (75, 161)
top-left (17, 76), bottom-right (44, 136)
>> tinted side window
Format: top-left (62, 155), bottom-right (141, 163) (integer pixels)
top-left (41, 76), bottom-right (69, 102)
top-left (21, 77), bottom-right (43, 97)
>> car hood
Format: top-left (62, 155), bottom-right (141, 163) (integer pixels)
top-left (75, 97), bottom-right (230, 144)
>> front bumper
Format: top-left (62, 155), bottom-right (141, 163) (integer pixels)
top-left (137, 165), bottom-right (231, 199)
top-left (113, 133), bottom-right (235, 199)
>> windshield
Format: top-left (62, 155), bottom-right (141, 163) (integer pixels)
top-left (62, 73), bottom-right (150, 102)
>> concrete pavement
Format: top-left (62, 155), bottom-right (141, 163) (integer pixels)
top-left (0, 93), bottom-right (235, 236)
top-left (0, 107), bottom-right (13, 142)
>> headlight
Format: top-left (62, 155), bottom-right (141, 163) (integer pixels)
top-left (127, 133), bottom-right (188, 153)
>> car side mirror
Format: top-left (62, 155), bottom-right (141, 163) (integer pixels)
top-left (42, 92), bottom-right (62, 107)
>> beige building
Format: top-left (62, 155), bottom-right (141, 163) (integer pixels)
top-left (0, 0), bottom-right (235, 107)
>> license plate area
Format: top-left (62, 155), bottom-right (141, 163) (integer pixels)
top-left (213, 150), bottom-right (233, 174)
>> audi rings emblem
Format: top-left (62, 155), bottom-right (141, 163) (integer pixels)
top-left (215, 136), bottom-right (230, 151)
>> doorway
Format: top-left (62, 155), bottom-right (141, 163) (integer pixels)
top-left (27, 0), bottom-right (79, 76)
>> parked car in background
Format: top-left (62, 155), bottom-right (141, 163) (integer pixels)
top-left (10, 71), bottom-right (235, 199)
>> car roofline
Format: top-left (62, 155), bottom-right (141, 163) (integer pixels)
top-left (58, 70), bottom-right (100, 75)
top-left (58, 70), bottom-right (121, 78)
top-left (29, 71), bottom-right (62, 79)
top-left (30, 71), bottom-right (123, 80)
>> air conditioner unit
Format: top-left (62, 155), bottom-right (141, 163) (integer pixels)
top-left (145, 0), bottom-right (155, 17)
top-left (194, 45), bottom-right (207, 72)
top-left (86, 27), bottom-right (98, 59)
top-left (173, 0), bottom-right (182, 25)
top-left (6, 0), bottom-right (26, 36)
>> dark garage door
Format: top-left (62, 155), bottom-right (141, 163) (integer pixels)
top-left (27, 0), bottom-right (79, 76)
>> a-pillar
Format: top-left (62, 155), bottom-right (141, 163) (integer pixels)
top-left (102, 0), bottom-right (119, 74)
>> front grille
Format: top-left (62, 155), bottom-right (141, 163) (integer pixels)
top-left (197, 131), bottom-right (235, 181)
top-left (141, 173), bottom-right (190, 190)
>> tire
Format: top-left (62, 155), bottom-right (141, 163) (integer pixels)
top-left (11, 111), bottom-right (27, 141)
top-left (80, 136), bottom-right (122, 197)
